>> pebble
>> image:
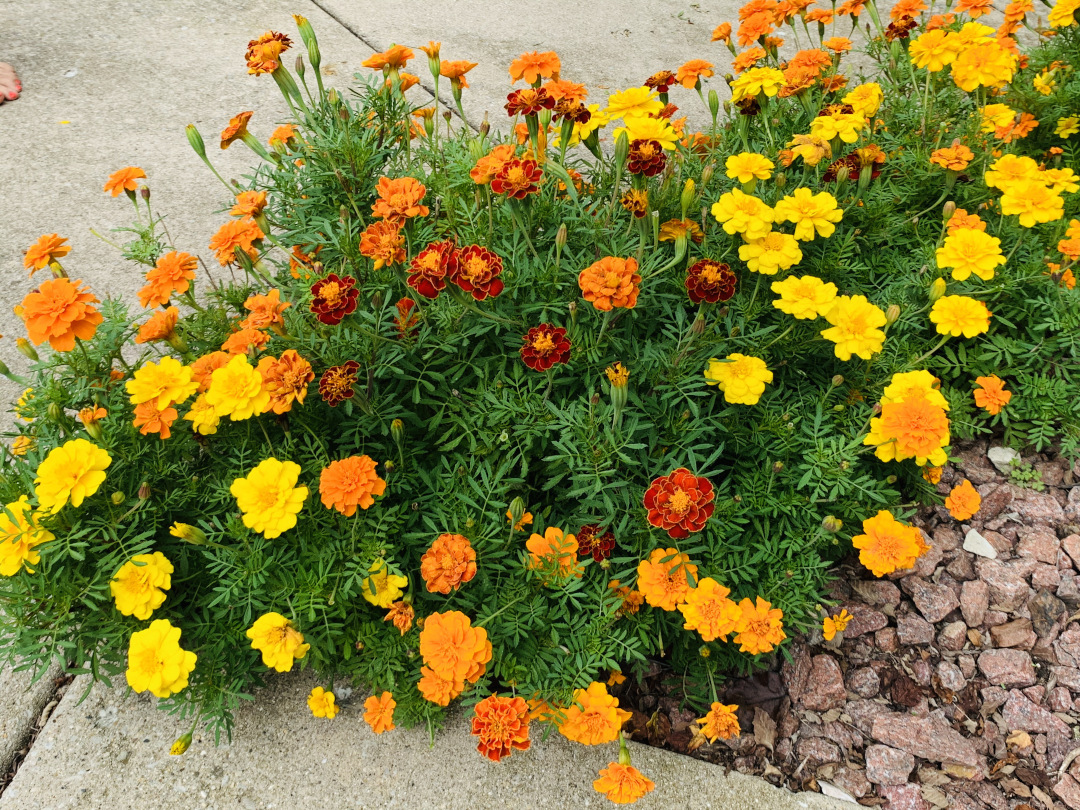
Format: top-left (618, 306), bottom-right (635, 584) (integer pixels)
top-left (977, 649), bottom-right (1036, 687)
top-left (865, 744), bottom-right (914, 785)
top-left (963, 529), bottom-right (997, 559)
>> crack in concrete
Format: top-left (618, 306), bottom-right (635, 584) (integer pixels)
top-left (0, 672), bottom-right (72, 798)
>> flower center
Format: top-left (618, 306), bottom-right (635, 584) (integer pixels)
top-left (762, 233), bottom-right (786, 251)
top-left (136, 647), bottom-right (163, 675)
top-left (668, 488), bottom-right (692, 515)
top-left (603, 271), bottom-right (623, 289)
top-left (320, 282), bottom-right (343, 305)
top-left (532, 333), bottom-right (556, 354)
top-left (507, 167), bottom-right (527, 186)
top-left (464, 256), bottom-right (489, 281)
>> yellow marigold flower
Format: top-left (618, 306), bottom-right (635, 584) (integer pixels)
top-left (614, 115), bottom-right (678, 150)
top-left (698, 703), bottom-right (740, 742)
top-left (361, 559), bottom-right (408, 607)
top-left (658, 218), bottom-right (704, 244)
top-left (954, 21), bottom-right (996, 47)
top-left (0, 496), bottom-right (54, 576)
top-left (678, 577), bottom-right (741, 642)
top-left (974, 374), bottom-right (1012, 414)
top-left (710, 189), bottom-right (774, 241)
top-left (125, 356), bottom-right (198, 411)
top-left (842, 82), bottom-right (884, 117)
top-left (980, 104), bottom-right (1016, 134)
top-left (230, 458), bottom-right (308, 539)
top-left (738, 231), bottom-right (802, 275)
top-left (636, 547), bottom-right (697, 611)
top-left (205, 354), bottom-right (270, 421)
top-left (730, 67), bottom-right (786, 103)
top-left (935, 229), bottom-right (1005, 282)
top-left (945, 479), bottom-right (981, 521)
top-left (308, 686), bottom-right (339, 719)
top-left (183, 393), bottom-right (220, 436)
top-left (363, 691), bottom-right (396, 732)
top-left (951, 42), bottom-right (1016, 92)
top-left (882, 370), bottom-right (950, 412)
top-left (865, 394), bottom-right (951, 467)
top-left (246, 612), bottom-right (309, 672)
top-left (34, 438), bottom-right (111, 514)
top-left (125, 619), bottom-right (197, 698)
top-left (809, 110), bottom-right (865, 144)
top-left (606, 363), bottom-right (630, 388)
top-left (908, 30), bottom-right (960, 72)
top-left (822, 609), bottom-right (852, 641)
top-left (110, 552), bottom-right (173, 620)
top-left (851, 511), bottom-right (926, 577)
top-left (820, 295), bottom-right (887, 361)
top-left (930, 295), bottom-right (991, 338)
top-left (770, 275), bottom-right (837, 319)
top-left (734, 597), bottom-right (786, 655)
top-left (984, 154), bottom-right (1041, 191)
top-left (603, 87), bottom-right (663, 120)
top-left (11, 436), bottom-right (34, 457)
top-left (1000, 180), bottom-right (1065, 228)
top-left (1049, 0), bottom-right (1080, 27)
top-left (704, 354), bottom-right (773, 405)
top-left (1043, 167), bottom-right (1079, 195)
top-left (558, 682), bottom-right (631, 745)
top-left (773, 188), bottom-right (843, 241)
top-left (1056, 116), bottom-right (1080, 138)
top-left (593, 762), bottom-right (655, 804)
top-left (725, 152), bottom-right (774, 183)
top-left (923, 466), bottom-right (944, 485)
top-left (786, 134), bottom-right (832, 167)
top-left (1033, 69), bottom-right (1057, 95)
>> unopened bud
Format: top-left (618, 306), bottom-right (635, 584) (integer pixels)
top-left (15, 339), bottom-right (39, 361)
top-left (140, 187), bottom-right (150, 201)
top-left (169, 522), bottom-right (207, 545)
top-left (707, 89), bottom-right (720, 119)
top-left (443, 110), bottom-right (452, 124)
top-left (699, 645), bottom-right (711, 659)
top-left (700, 163), bottom-right (714, 188)
top-left (691, 315), bottom-right (706, 336)
top-left (555, 223), bottom-right (567, 251)
top-left (47, 402), bottom-right (63, 423)
top-left (871, 403), bottom-right (882, 415)
top-left (886, 474), bottom-right (897, 484)
top-left (835, 165), bottom-right (850, 184)
top-left (929, 277), bottom-right (947, 303)
top-left (774, 172), bottom-right (787, 190)
top-left (942, 201), bottom-right (956, 220)
top-left (384, 459), bottom-right (395, 473)
top-left (613, 131), bottom-right (630, 171)
top-left (822, 515), bottom-right (843, 533)
top-left (772, 462), bottom-right (784, 473)
top-left (371, 291), bottom-right (383, 310)
top-left (831, 375), bottom-right (844, 387)
top-left (111, 491), bottom-right (125, 505)
top-left (138, 481), bottom-right (151, 500)
top-left (591, 392), bottom-right (601, 405)
top-left (327, 88), bottom-right (339, 105)
top-left (170, 732), bottom-right (192, 756)
top-left (568, 299), bottom-right (578, 323)
top-left (295, 55), bottom-right (306, 81)
top-left (508, 497), bottom-right (526, 528)
top-left (391, 418), bottom-right (404, 444)
top-left (85, 421), bottom-right (104, 442)
top-left (885, 304), bottom-right (900, 326)
top-left (680, 179), bottom-right (696, 218)
top-left (479, 116), bottom-right (490, 139)
top-left (185, 124), bottom-right (207, 160)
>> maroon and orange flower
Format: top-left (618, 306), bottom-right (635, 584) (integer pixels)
top-left (491, 159), bottom-right (543, 199)
top-left (685, 260), bottom-right (737, 304)
top-left (505, 87), bottom-right (555, 117)
top-left (319, 361), bottom-right (360, 406)
top-left (408, 240), bottom-right (458, 299)
top-left (577, 524), bottom-right (615, 562)
top-left (450, 245), bottom-right (505, 301)
top-left (520, 324), bottom-right (571, 371)
top-left (644, 468), bottom-right (715, 539)
top-left (310, 273), bottom-right (359, 325)
top-left (627, 139), bottom-right (667, 177)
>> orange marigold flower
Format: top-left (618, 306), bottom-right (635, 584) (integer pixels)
top-left (805, 8), bottom-right (834, 23)
top-left (470, 143), bottom-right (515, 185)
top-left (957, 0), bottom-right (994, 16)
top-left (873, 395), bottom-right (951, 466)
top-left (419, 610), bottom-right (492, 685)
top-left (675, 59), bottom-right (714, 89)
top-left (384, 601), bottom-right (415, 635)
top-left (371, 176), bottom-right (429, 224)
top-left (636, 547), bottom-right (698, 611)
top-left (421, 533), bottom-right (478, 594)
top-left (418, 665), bottom-right (464, 706)
top-left (245, 31), bottom-right (291, 75)
top-left (930, 143), bottom-right (975, 171)
top-left (732, 47), bottom-right (767, 74)
top-left (440, 60), bottom-right (478, 89)
top-left (509, 51), bottom-right (560, 84)
top-left (609, 579), bottom-right (645, 615)
top-left (822, 609), bottom-right (853, 641)
top-left (507, 509), bottom-right (534, 532)
top-left (132, 400), bottom-right (178, 440)
top-left (824, 36), bottom-right (853, 52)
top-left (256, 350), bottom-right (313, 414)
top-left (472, 695), bottom-right (531, 762)
top-left (359, 221), bottom-right (406, 270)
top-left (393, 297), bottom-right (420, 340)
top-left (543, 78), bottom-right (588, 103)
top-left (1059, 238), bottom-right (1080, 260)
top-left (134, 306), bottom-right (179, 345)
top-left (737, 11), bottom-right (777, 47)
top-left (230, 190), bottom-right (267, 219)
top-left (362, 45), bottom-right (413, 71)
top-left (319, 455), bottom-right (386, 516)
top-left (787, 48), bottom-right (832, 75)
top-left (220, 327), bottom-right (269, 356)
top-left (138, 251), bottom-right (198, 309)
top-left (363, 691), bottom-right (396, 734)
top-left (558, 682), bottom-right (631, 746)
top-left (21, 277), bottom-right (103, 352)
top-left (191, 351), bottom-right (230, 393)
top-left (578, 256), bottom-right (641, 312)
top-left (526, 527), bottom-right (582, 581)
top-left (104, 166), bottom-right (146, 197)
top-left (594, 762), bottom-right (656, 804)
top-left (643, 468), bottom-right (714, 539)
top-left (973, 374), bottom-right (1011, 415)
top-left (268, 123), bottom-right (298, 150)
top-left (890, 0), bottom-right (928, 19)
top-left (659, 218), bottom-right (704, 244)
top-left (240, 289), bottom-right (290, 331)
top-left (491, 158), bottom-right (543, 199)
top-left (947, 209), bottom-right (987, 234)
top-left (209, 219), bottom-right (263, 266)
top-left (220, 111), bottom-right (254, 149)
top-left (23, 234), bottom-right (71, 274)
top-left (712, 23), bottom-right (733, 43)
top-left (78, 406), bottom-right (107, 426)
top-left (698, 702), bottom-right (741, 742)
top-left (450, 245), bottom-right (505, 301)
top-left (734, 596), bottom-right (786, 655)
top-left (945, 479), bottom-right (981, 521)
top-left (392, 72), bottom-right (420, 92)
top-left (679, 577), bottom-right (741, 642)
top-left (836, 0), bottom-right (867, 15)
top-left (852, 510), bottom-right (927, 577)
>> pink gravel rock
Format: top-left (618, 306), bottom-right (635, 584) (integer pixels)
top-left (780, 642), bottom-right (811, 702)
top-left (989, 618), bottom-right (1037, 649)
top-left (1021, 685), bottom-right (1045, 704)
top-left (865, 744), bottom-right (915, 785)
top-left (911, 659), bottom-right (932, 686)
top-left (958, 655), bottom-right (976, 678)
top-left (879, 784), bottom-right (931, 810)
top-left (1058, 775), bottom-right (1080, 810)
top-left (1051, 665), bottom-right (1080, 690)
top-left (870, 713), bottom-right (986, 777)
top-left (1055, 625), bottom-right (1080, 668)
top-left (977, 649), bottom-right (1036, 687)
top-left (1010, 486), bottom-right (1066, 525)
top-left (980, 686), bottom-right (1009, 716)
top-left (984, 610), bottom-right (1009, 627)
top-left (897, 612), bottom-right (935, 645)
top-left (937, 620), bottom-right (968, 651)
top-left (982, 530), bottom-right (1014, 556)
top-left (801, 654), bottom-right (847, 711)
top-left (903, 577), bottom-right (960, 623)
top-left (796, 737), bottom-right (841, 763)
top-left (976, 484), bottom-right (1014, 521)
top-left (1032, 563), bottom-right (1061, 590)
top-left (1003, 690), bottom-right (1071, 735)
top-left (1017, 526), bottom-right (1061, 564)
top-left (956, 446), bottom-right (1000, 485)
top-left (961, 580), bottom-right (989, 627)
top-left (976, 558), bottom-right (1035, 611)
top-left (936, 660), bottom-right (966, 692)
top-left (847, 667), bottom-right (881, 698)
top-left (1064, 535), bottom-right (1080, 569)
top-left (1060, 574), bottom-right (1080, 608)
top-left (933, 526), bottom-right (962, 551)
top-left (876, 627), bottom-right (899, 652)
top-left (832, 766), bottom-right (871, 799)
top-left (839, 602), bottom-right (889, 638)
top-left (946, 552), bottom-right (976, 581)
top-left (846, 699), bottom-right (894, 735)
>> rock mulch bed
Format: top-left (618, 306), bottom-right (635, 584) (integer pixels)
top-left (620, 441), bottom-right (1080, 810)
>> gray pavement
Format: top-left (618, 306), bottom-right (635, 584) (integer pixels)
top-left (0, 1), bottom-right (847, 807)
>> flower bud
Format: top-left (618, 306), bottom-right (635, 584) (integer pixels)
top-left (700, 163), bottom-right (714, 188)
top-left (834, 164), bottom-right (850, 184)
top-left (138, 481), bottom-right (151, 500)
top-left (613, 131), bottom-right (630, 172)
top-left (0, 359), bottom-right (17, 382)
top-left (327, 88), bottom-right (339, 105)
top-left (885, 304), bottom-right (900, 326)
top-left (774, 172), bottom-right (787, 190)
top-left (590, 392), bottom-right (601, 405)
top-left (508, 497), bottom-right (526, 528)
top-left (170, 732), bottom-right (192, 756)
top-left (555, 223), bottom-right (567, 252)
top-left (929, 277), bottom-right (947, 303)
top-left (169, 522), bottom-right (207, 545)
top-left (691, 315), bottom-right (706, 337)
top-left (111, 491), bottom-right (125, 505)
top-left (47, 402), bottom-right (63, 423)
top-left (391, 418), bottom-right (404, 445)
top-left (15, 339), bottom-right (39, 361)
top-left (185, 124), bottom-right (207, 160)
top-left (942, 200), bottom-right (956, 220)
top-left (822, 515), bottom-right (843, 533)
top-left (680, 179), bottom-right (696, 218)
top-left (295, 54), bottom-right (306, 81)
top-left (384, 459), bottom-right (395, 474)
top-left (886, 474), bottom-right (897, 484)
top-left (707, 89), bottom-right (720, 120)
top-left (479, 116), bottom-right (490, 139)
top-left (772, 462), bottom-right (784, 473)
top-left (831, 375), bottom-right (844, 387)
top-left (568, 299), bottom-right (578, 324)
top-left (85, 421), bottom-right (104, 443)
top-left (140, 187), bottom-right (150, 201)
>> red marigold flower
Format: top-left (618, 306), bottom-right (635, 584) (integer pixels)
top-left (491, 158), bottom-right (543, 199)
top-left (553, 99), bottom-right (591, 124)
top-left (520, 324), bottom-right (571, 371)
top-left (644, 70), bottom-right (677, 93)
top-left (408, 240), bottom-right (458, 299)
top-left (319, 361), bottom-right (360, 406)
top-left (577, 524), bottom-right (615, 562)
top-left (471, 694), bottom-right (531, 762)
top-left (450, 245), bottom-right (505, 301)
top-left (393, 297), bottom-right (420, 339)
top-left (644, 468), bottom-right (715, 539)
top-left (310, 273), bottom-right (359, 325)
top-left (627, 139), bottom-right (667, 177)
top-left (505, 87), bottom-right (555, 117)
top-left (685, 260), bottom-right (737, 304)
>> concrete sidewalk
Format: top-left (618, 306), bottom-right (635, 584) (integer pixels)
top-left (0, 1), bottom-right (846, 807)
